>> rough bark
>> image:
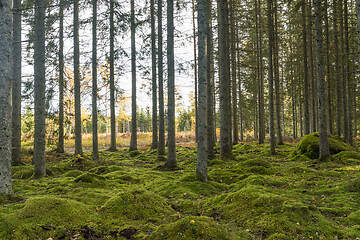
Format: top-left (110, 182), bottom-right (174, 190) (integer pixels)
top-left (344, 0), bottom-right (352, 145)
top-left (109, 0), bottom-right (116, 151)
top-left (256, 0), bottom-right (264, 144)
top-left (230, 0), bottom-right (238, 144)
top-left (74, 0), bottom-right (83, 156)
top-left (308, 0), bottom-right (316, 133)
top-left (92, 0), bottom-right (99, 160)
top-left (314, 0), bottom-right (330, 161)
top-left (196, 0), bottom-right (208, 182)
top-left (206, 0), bottom-right (215, 159)
top-left (130, 0), bottom-right (137, 151)
top-left (192, 0), bottom-right (198, 143)
top-left (267, 0), bottom-right (276, 154)
top-left (58, 0), bottom-right (65, 153)
top-left (34, 0), bottom-right (47, 177)
top-left (0, 0), bottom-right (13, 194)
top-left (218, 0), bottom-right (232, 159)
top-left (165, 0), bottom-right (177, 168)
top-left (302, 1), bottom-right (310, 135)
top-left (12, 0), bottom-right (22, 164)
top-left (158, 0), bottom-right (165, 155)
top-left (151, 0), bottom-right (158, 149)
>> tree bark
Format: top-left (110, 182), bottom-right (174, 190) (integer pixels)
top-left (165, 0), bottom-right (177, 168)
top-left (58, 0), bottom-right (65, 153)
top-left (192, 0), bottom-right (198, 143)
top-left (151, 0), bottom-right (158, 149)
top-left (302, 0), bottom-right (310, 135)
top-left (74, 0), bottom-right (83, 156)
top-left (158, 0), bottom-right (165, 155)
top-left (344, 0), bottom-right (352, 145)
top-left (218, 0), bottom-right (232, 159)
top-left (196, 0), bottom-right (208, 182)
top-left (92, 0), bottom-right (99, 160)
top-left (109, 0), bottom-right (116, 151)
top-left (12, 0), bottom-right (22, 164)
top-left (0, 0), bottom-right (13, 194)
top-left (230, 0), bottom-right (238, 144)
top-left (130, 0), bottom-right (138, 151)
top-left (34, 0), bottom-right (47, 177)
top-left (314, 0), bottom-right (330, 161)
top-left (267, 0), bottom-right (276, 154)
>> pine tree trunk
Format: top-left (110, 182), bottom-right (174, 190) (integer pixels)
top-left (58, 0), bottom-right (65, 154)
top-left (12, 0), bottom-right (22, 164)
top-left (0, 0), bottom-right (13, 194)
top-left (92, 0), bottom-right (99, 160)
top-left (273, 0), bottom-right (283, 144)
top-left (130, 0), bottom-right (138, 151)
top-left (151, 0), bottom-right (158, 149)
top-left (344, 0), bottom-right (352, 145)
top-left (302, 1), bottom-right (310, 135)
top-left (165, 0), bottom-right (177, 168)
top-left (206, 0), bottom-right (215, 158)
top-left (34, 0), bottom-right (47, 177)
top-left (109, 0), bottom-right (116, 151)
top-left (230, 0), bottom-right (238, 144)
top-left (196, 0), bottom-right (208, 181)
top-left (218, 0), bottom-right (232, 159)
top-left (314, 0), bottom-right (330, 161)
top-left (74, 0), bottom-right (83, 156)
top-left (258, 0), bottom-right (265, 143)
top-left (192, 0), bottom-right (198, 143)
top-left (267, 0), bottom-right (276, 154)
top-left (158, 0), bottom-right (165, 155)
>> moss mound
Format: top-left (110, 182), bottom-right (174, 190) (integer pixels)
top-left (74, 172), bottom-right (106, 183)
top-left (149, 216), bottom-right (232, 240)
top-left (100, 190), bottom-right (174, 223)
top-left (63, 169), bottom-right (83, 178)
top-left (295, 132), bottom-right (354, 159)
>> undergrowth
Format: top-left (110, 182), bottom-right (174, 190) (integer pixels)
top-left (1, 140), bottom-right (360, 239)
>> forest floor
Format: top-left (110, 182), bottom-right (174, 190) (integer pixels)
top-left (1, 136), bottom-right (360, 239)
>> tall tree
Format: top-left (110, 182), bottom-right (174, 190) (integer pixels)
top-left (12, 0), bottom-right (22, 165)
top-left (314, 0), bottom-right (330, 161)
top-left (230, 0), bottom-right (238, 144)
top-left (151, 0), bottom-right (158, 149)
top-left (206, 0), bottom-right (215, 158)
top-left (218, 0), bottom-right (232, 159)
top-left (130, 0), bottom-right (137, 151)
top-left (197, 0), bottom-right (208, 181)
top-left (74, 0), bottom-right (83, 156)
top-left (34, 0), bottom-right (47, 177)
top-left (267, 0), bottom-right (276, 154)
top-left (0, 0), bottom-right (13, 194)
top-left (92, 0), bottom-right (99, 160)
top-left (192, 0), bottom-right (198, 142)
top-left (158, 0), bottom-right (165, 155)
top-left (57, 0), bottom-right (65, 153)
top-left (109, 0), bottom-right (116, 151)
top-left (344, 0), bottom-right (352, 145)
top-left (165, 0), bottom-right (177, 168)
top-left (302, 0), bottom-right (310, 135)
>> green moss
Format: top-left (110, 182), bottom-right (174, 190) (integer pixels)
top-left (74, 172), bottom-right (106, 184)
top-left (149, 216), bottom-right (233, 240)
top-left (88, 165), bottom-right (123, 175)
top-left (333, 151), bottom-right (360, 160)
top-left (295, 133), bottom-right (354, 159)
top-left (100, 190), bottom-right (174, 223)
top-left (63, 169), bottom-right (83, 178)
top-left (129, 150), bottom-right (140, 157)
top-left (104, 170), bottom-right (140, 184)
top-left (242, 159), bottom-right (271, 168)
top-left (348, 210), bottom-right (360, 224)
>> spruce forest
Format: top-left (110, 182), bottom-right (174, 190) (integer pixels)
top-left (1, 0), bottom-right (360, 238)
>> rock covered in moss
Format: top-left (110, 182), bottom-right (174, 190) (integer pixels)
top-left (295, 132), bottom-right (354, 159)
top-left (148, 216), bottom-right (232, 240)
top-left (100, 190), bottom-right (174, 223)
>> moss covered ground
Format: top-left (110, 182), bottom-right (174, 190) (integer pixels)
top-left (1, 139), bottom-right (360, 239)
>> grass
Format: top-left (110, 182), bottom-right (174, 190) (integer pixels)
top-left (2, 136), bottom-right (360, 239)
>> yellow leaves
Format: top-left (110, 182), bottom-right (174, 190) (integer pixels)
top-left (190, 220), bottom-right (195, 224)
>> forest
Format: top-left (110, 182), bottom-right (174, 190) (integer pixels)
top-left (1, 0), bottom-right (360, 238)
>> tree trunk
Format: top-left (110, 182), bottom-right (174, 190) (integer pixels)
top-left (267, 0), bottom-right (276, 154)
top-left (0, 0), bottom-right (13, 194)
top-left (74, 0), bottom-right (83, 156)
top-left (92, 0), bottom-right (99, 160)
top-left (57, 0), bottom-right (65, 154)
top-left (158, 0), bottom-right (165, 155)
top-left (196, 0), bottom-right (208, 181)
top-left (151, 0), bottom-right (158, 149)
top-left (109, 0), bottom-right (116, 151)
top-left (344, 0), bottom-right (352, 145)
top-left (273, 0), bottom-right (283, 145)
top-left (218, 0), bottom-right (232, 159)
top-left (130, 0), bottom-right (138, 151)
top-left (308, 0), bottom-right (316, 133)
top-left (230, 0), bottom-right (238, 144)
top-left (302, 0), bottom-right (310, 135)
top-left (192, 0), bottom-right (198, 143)
top-left (165, 0), bottom-right (177, 168)
top-left (314, 0), bottom-right (330, 161)
top-left (34, 0), bottom-right (47, 177)
top-left (206, 0), bottom-right (215, 158)
top-left (12, 0), bottom-right (22, 164)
